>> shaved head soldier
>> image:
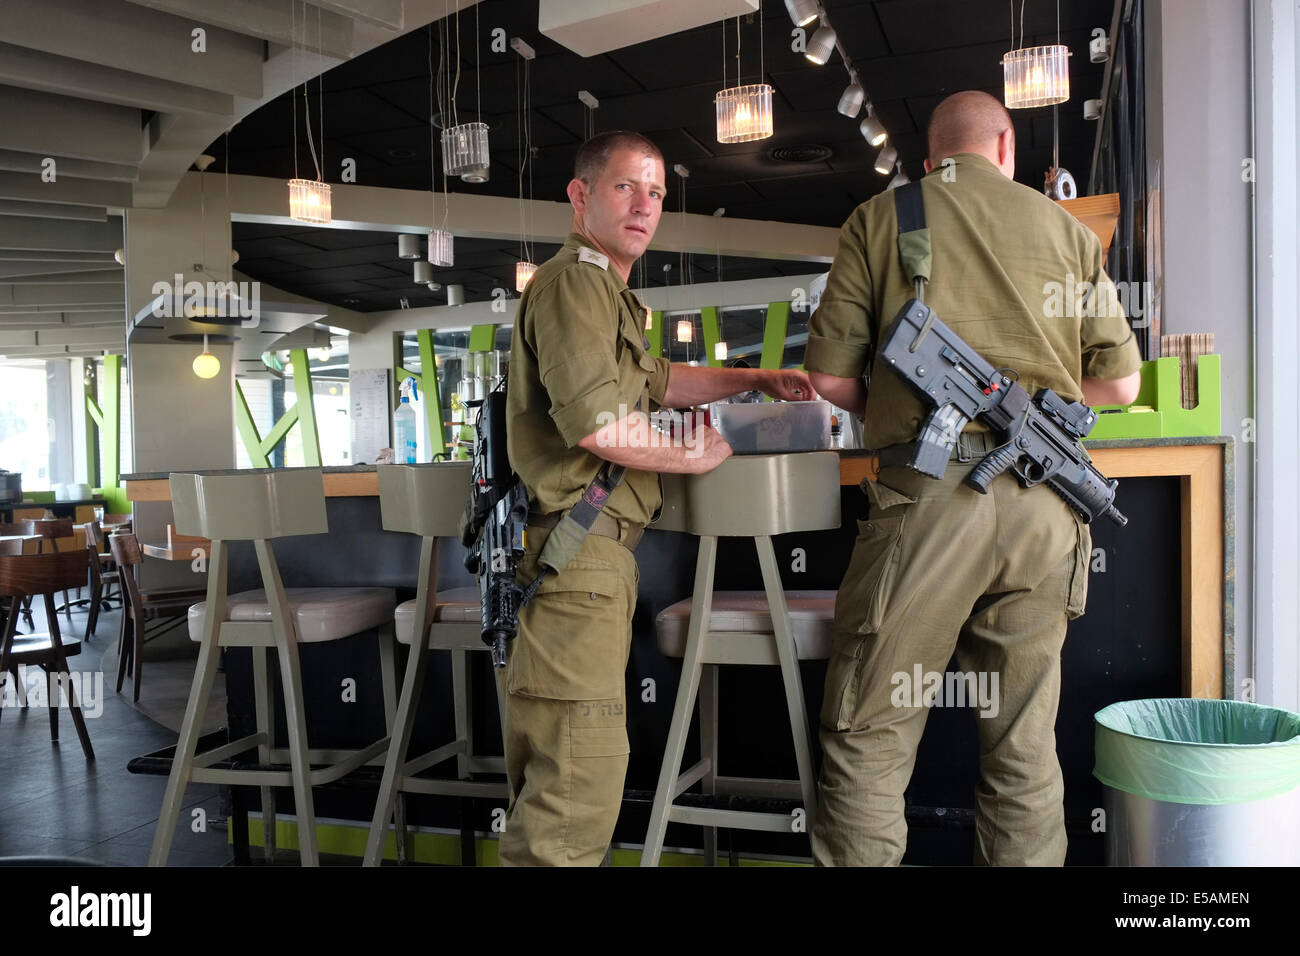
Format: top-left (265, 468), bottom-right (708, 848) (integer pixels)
top-left (501, 131), bottom-right (818, 865)
top-left (805, 91), bottom-right (1141, 865)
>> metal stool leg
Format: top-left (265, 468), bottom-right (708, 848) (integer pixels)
top-left (756, 536), bottom-right (819, 829)
top-left (452, 648), bottom-right (471, 779)
top-left (641, 535), bottom-right (718, 867)
top-left (254, 541), bottom-right (319, 866)
top-left (149, 543), bottom-right (228, 866)
top-left (252, 645), bottom-right (277, 864)
top-left (378, 622), bottom-right (397, 734)
top-left (699, 662), bottom-right (719, 866)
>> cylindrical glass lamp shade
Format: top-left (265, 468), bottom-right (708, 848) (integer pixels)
top-left (441, 122), bottom-right (490, 178)
top-left (714, 341), bottom-right (728, 362)
top-left (428, 229), bottom-right (454, 267)
top-left (515, 261), bottom-right (537, 292)
top-left (288, 178), bottom-right (332, 224)
top-left (1002, 45), bottom-right (1071, 108)
top-left (676, 319), bottom-right (693, 342)
top-left (715, 85), bottom-right (774, 144)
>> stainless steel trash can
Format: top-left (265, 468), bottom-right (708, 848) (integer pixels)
top-left (1094, 698), bottom-right (1300, 866)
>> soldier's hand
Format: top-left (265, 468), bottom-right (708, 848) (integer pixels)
top-left (687, 424), bottom-right (734, 473)
top-left (761, 369), bottom-right (819, 402)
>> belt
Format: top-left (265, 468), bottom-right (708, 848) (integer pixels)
top-left (527, 510), bottom-right (645, 553)
top-left (875, 429), bottom-right (1004, 468)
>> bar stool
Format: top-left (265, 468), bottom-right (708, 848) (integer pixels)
top-left (148, 469), bottom-right (398, 867)
top-left (641, 452), bottom-right (841, 866)
top-left (0, 549), bottom-right (96, 759)
top-left (363, 463), bottom-right (508, 866)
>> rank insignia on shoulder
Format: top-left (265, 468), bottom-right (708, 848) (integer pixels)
top-left (577, 246), bottom-right (609, 270)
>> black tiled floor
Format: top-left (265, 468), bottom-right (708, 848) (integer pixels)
top-left (0, 601), bottom-right (234, 866)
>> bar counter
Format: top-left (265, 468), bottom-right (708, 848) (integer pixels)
top-left (122, 437), bottom-right (1232, 864)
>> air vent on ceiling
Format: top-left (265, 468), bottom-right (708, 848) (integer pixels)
top-left (768, 144), bottom-right (833, 164)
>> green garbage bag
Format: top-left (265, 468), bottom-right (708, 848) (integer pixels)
top-left (1094, 698), bottom-right (1300, 805)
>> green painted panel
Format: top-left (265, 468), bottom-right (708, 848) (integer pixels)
top-left (234, 380), bottom-right (271, 468)
top-left (701, 306), bottom-right (721, 367)
top-left (760, 300), bottom-right (790, 370)
top-left (260, 404), bottom-right (300, 458)
top-left (416, 329), bottom-right (447, 460)
top-left (647, 310), bottom-right (663, 357)
top-left (289, 349), bottom-right (322, 467)
top-left (468, 324), bottom-right (497, 352)
top-left (101, 354), bottom-right (122, 489)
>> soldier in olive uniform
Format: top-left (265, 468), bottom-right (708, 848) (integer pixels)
top-left (503, 131), bottom-right (817, 866)
top-left (804, 92), bottom-right (1142, 866)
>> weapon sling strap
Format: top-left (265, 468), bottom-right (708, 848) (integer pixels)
top-left (894, 181), bottom-right (937, 351)
top-left (520, 394), bottom-right (644, 604)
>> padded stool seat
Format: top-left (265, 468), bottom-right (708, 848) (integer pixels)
top-left (188, 587), bottom-right (395, 643)
top-left (656, 590), bottom-right (837, 660)
top-left (393, 586), bottom-right (480, 644)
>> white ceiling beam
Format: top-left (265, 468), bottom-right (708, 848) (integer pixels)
top-left (0, 42), bottom-right (234, 117)
top-left (0, 262), bottom-right (119, 278)
top-left (0, 310), bottom-right (122, 325)
top-left (224, 173), bottom-right (840, 262)
top-left (0, 282), bottom-right (124, 308)
top-left (0, 200), bottom-right (107, 222)
top-left (0, 149), bottom-right (137, 183)
top-left (34, 326), bottom-right (125, 347)
top-left (3, 269), bottom-right (124, 284)
top-left (123, 0), bottom-right (357, 60)
top-left (0, 345), bottom-right (123, 357)
top-left (0, 171), bottom-right (133, 209)
top-left (0, 0), bottom-right (265, 98)
top-left (0, 250), bottom-right (119, 264)
top-left (0, 216), bottom-right (122, 254)
top-left (308, 0), bottom-right (403, 31)
top-left (0, 88), bottom-right (144, 165)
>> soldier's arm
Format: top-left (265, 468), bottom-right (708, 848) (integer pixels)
top-left (804, 208), bottom-right (874, 418)
top-left (1078, 233), bottom-right (1143, 406)
top-left (576, 413), bottom-right (731, 474)
top-left (808, 373), bottom-right (866, 418)
top-left (660, 364), bottom-right (817, 406)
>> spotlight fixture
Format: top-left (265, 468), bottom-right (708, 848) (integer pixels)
top-left (805, 23), bottom-right (837, 65)
top-left (398, 234), bottom-right (421, 259)
top-left (837, 77), bottom-right (865, 118)
top-left (414, 260), bottom-right (433, 285)
top-left (886, 163), bottom-right (910, 190)
top-left (859, 108), bottom-right (887, 147)
top-left (784, 0), bottom-right (820, 28)
top-left (874, 144), bottom-right (899, 175)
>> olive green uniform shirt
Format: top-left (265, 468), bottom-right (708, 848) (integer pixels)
top-left (507, 232), bottom-right (671, 524)
top-left (806, 153), bottom-right (1142, 449)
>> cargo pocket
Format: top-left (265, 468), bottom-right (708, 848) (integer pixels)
top-left (1066, 514), bottom-right (1092, 620)
top-left (827, 514), bottom-right (910, 639)
top-left (820, 634), bottom-right (865, 732)
top-left (509, 564), bottom-right (629, 700)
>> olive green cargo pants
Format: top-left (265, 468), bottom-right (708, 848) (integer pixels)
top-left (811, 458), bottom-right (1091, 866)
top-left (497, 529), bottom-right (638, 866)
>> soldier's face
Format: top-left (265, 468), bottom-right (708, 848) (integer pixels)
top-left (569, 149), bottom-right (666, 274)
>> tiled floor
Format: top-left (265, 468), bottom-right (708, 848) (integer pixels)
top-left (0, 600), bottom-right (233, 866)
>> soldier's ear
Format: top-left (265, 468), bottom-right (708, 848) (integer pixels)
top-left (567, 177), bottom-right (587, 212)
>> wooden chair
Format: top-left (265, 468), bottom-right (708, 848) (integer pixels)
top-left (23, 519), bottom-right (78, 623)
top-left (0, 524), bottom-right (37, 630)
top-left (103, 513), bottom-right (133, 530)
top-left (109, 532), bottom-right (206, 703)
top-left (0, 549), bottom-right (96, 759)
top-left (81, 520), bottom-right (121, 640)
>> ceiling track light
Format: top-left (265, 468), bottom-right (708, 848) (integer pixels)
top-left (784, 0), bottom-right (820, 28)
top-left (859, 107), bottom-right (887, 147)
top-left (874, 144), bottom-right (899, 175)
top-left (805, 21), bottom-right (837, 65)
top-left (837, 75), bottom-right (865, 118)
top-left (397, 234), bottom-right (421, 259)
top-left (887, 162), bottom-right (910, 190)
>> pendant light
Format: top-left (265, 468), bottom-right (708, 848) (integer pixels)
top-left (714, 341), bottom-right (728, 362)
top-left (676, 319), bottom-right (693, 343)
top-left (715, 15), bottom-right (773, 144)
top-left (427, 23), bottom-right (455, 268)
top-left (287, 2), bottom-right (331, 223)
top-left (1002, 1), bottom-right (1071, 108)
top-left (514, 36), bottom-right (536, 292)
top-left (440, 4), bottom-right (490, 182)
top-left (192, 335), bottom-right (220, 379)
